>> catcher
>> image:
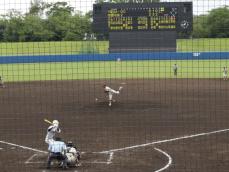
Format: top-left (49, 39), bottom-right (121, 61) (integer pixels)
top-left (66, 141), bottom-right (81, 167)
top-left (103, 84), bottom-right (123, 106)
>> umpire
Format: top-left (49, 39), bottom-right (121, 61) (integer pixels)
top-left (47, 137), bottom-right (68, 169)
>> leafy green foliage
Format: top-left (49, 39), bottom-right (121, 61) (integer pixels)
top-left (0, 1), bottom-right (228, 41)
top-left (193, 7), bottom-right (229, 38)
top-left (0, 1), bottom-right (92, 42)
top-left (207, 7), bottom-right (229, 38)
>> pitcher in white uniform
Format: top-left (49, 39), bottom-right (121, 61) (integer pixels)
top-left (103, 84), bottom-right (123, 106)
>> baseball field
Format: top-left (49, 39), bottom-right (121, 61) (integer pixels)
top-left (0, 38), bottom-right (229, 56)
top-left (0, 39), bottom-right (229, 172)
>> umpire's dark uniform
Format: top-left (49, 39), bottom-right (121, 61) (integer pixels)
top-left (47, 138), bottom-right (68, 169)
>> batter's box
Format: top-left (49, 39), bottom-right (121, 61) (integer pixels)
top-left (25, 152), bottom-right (114, 165)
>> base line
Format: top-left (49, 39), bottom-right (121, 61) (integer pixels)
top-left (101, 128), bottom-right (229, 153)
top-left (0, 140), bottom-right (48, 154)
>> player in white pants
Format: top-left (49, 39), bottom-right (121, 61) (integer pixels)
top-left (223, 67), bottom-right (228, 80)
top-left (45, 120), bottom-right (61, 144)
top-left (103, 84), bottom-right (123, 106)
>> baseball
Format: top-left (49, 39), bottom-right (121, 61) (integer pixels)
top-left (95, 98), bottom-right (98, 101)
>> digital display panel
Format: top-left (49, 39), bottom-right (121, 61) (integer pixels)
top-left (107, 7), bottom-right (177, 31)
top-left (93, 2), bottom-right (193, 34)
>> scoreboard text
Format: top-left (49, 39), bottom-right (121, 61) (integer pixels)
top-left (108, 7), bottom-right (177, 31)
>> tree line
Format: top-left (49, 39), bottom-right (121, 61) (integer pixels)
top-left (0, 1), bottom-right (92, 42)
top-left (0, 0), bottom-right (228, 42)
top-left (192, 7), bottom-right (229, 38)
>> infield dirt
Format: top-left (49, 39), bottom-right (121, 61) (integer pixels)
top-left (0, 79), bottom-right (229, 172)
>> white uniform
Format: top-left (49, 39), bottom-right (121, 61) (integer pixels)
top-left (45, 125), bottom-right (61, 144)
top-left (223, 68), bottom-right (228, 79)
top-left (66, 147), bottom-right (80, 166)
top-left (104, 86), bottom-right (122, 106)
top-left (0, 76), bottom-right (5, 88)
top-left (105, 86), bottom-right (120, 101)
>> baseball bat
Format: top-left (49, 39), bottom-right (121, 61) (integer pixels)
top-left (44, 118), bottom-right (52, 125)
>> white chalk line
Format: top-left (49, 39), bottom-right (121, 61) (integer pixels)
top-left (100, 128), bottom-right (229, 153)
top-left (25, 154), bottom-right (39, 164)
top-left (107, 152), bottom-right (114, 164)
top-left (0, 140), bottom-right (111, 165)
top-left (2, 128), bottom-right (229, 167)
top-left (25, 152), bottom-right (111, 164)
top-left (0, 140), bottom-right (48, 154)
top-left (154, 148), bottom-right (172, 172)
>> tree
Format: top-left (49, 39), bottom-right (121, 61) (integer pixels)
top-left (192, 15), bottom-right (209, 38)
top-left (46, 2), bottom-right (73, 17)
top-left (45, 2), bottom-right (74, 41)
top-left (20, 15), bottom-right (53, 41)
top-left (0, 19), bottom-right (6, 41)
top-left (206, 7), bottom-right (229, 38)
top-left (3, 10), bottom-right (24, 42)
top-left (28, 0), bottom-right (48, 17)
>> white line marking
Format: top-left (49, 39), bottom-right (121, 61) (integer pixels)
top-left (25, 154), bottom-right (38, 164)
top-left (90, 161), bottom-right (111, 164)
top-left (26, 161), bottom-right (110, 164)
top-left (0, 140), bottom-right (48, 154)
top-left (154, 148), bottom-right (172, 172)
top-left (100, 128), bottom-right (229, 153)
top-left (25, 152), bottom-right (111, 164)
top-left (0, 148), bottom-right (2, 150)
top-left (107, 152), bottom-right (114, 164)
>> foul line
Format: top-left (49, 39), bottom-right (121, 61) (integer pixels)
top-left (154, 148), bottom-right (172, 172)
top-left (101, 128), bottom-right (229, 153)
top-left (0, 140), bottom-right (48, 154)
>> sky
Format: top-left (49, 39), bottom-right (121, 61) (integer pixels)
top-left (0, 0), bottom-right (229, 15)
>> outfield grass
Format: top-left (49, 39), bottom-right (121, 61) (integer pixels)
top-left (0, 41), bottom-right (109, 56)
top-left (178, 38), bottom-right (229, 52)
top-left (0, 38), bottom-right (229, 56)
top-left (1, 60), bottom-right (229, 82)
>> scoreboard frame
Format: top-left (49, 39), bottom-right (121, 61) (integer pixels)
top-left (93, 2), bottom-right (193, 36)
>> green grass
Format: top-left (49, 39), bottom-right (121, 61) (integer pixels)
top-left (1, 60), bottom-right (229, 82)
top-left (0, 38), bottom-right (229, 82)
top-left (0, 41), bottom-right (108, 56)
top-left (0, 38), bottom-right (229, 56)
top-left (178, 38), bottom-right (229, 52)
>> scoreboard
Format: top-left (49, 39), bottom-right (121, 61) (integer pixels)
top-left (93, 2), bottom-right (193, 53)
top-left (93, 2), bottom-right (193, 35)
top-left (108, 7), bottom-right (177, 31)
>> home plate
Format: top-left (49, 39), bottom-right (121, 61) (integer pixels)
top-left (120, 82), bottom-right (126, 85)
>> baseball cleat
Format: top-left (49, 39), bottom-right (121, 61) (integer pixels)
top-left (109, 102), bottom-right (112, 106)
top-left (118, 86), bottom-right (123, 91)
